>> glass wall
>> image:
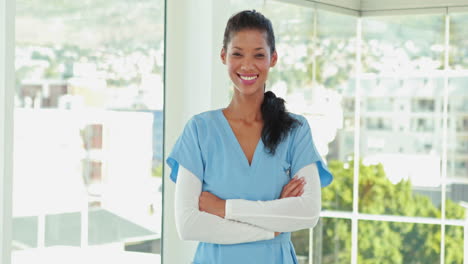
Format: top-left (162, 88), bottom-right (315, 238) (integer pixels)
top-left (447, 13), bottom-right (468, 244)
top-left (229, 1), bottom-right (467, 264)
top-left (13, 0), bottom-right (164, 263)
top-left (360, 15), bottom-right (445, 221)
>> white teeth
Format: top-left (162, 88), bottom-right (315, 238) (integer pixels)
top-left (240, 75), bottom-right (257, 81)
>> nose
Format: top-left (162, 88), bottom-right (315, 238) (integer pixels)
top-left (240, 58), bottom-right (254, 71)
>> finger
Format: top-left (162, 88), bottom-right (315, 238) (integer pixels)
top-left (281, 179), bottom-right (301, 198)
top-left (289, 178), bottom-right (306, 197)
top-left (281, 183), bottom-right (301, 198)
top-left (285, 178), bottom-right (303, 193)
top-left (289, 185), bottom-right (302, 197)
top-left (284, 177), bottom-right (301, 190)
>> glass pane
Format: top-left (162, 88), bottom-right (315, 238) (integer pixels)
top-left (358, 89), bottom-right (444, 217)
top-left (228, 0), bottom-right (264, 13)
top-left (362, 15), bottom-right (445, 74)
top-left (313, 218), bottom-right (351, 264)
top-left (291, 229), bottom-right (310, 264)
top-left (450, 13), bottom-right (468, 69)
top-left (264, 2), bottom-right (315, 94)
top-left (270, 6), bottom-right (357, 212)
top-left (358, 220), bottom-right (441, 264)
top-left (316, 9), bottom-right (357, 210)
top-left (360, 15), bottom-right (445, 218)
top-left (316, 10), bottom-right (357, 91)
top-left (445, 225), bottom-right (464, 264)
top-left (13, 0), bottom-right (164, 262)
top-left (447, 77), bottom-right (468, 221)
top-left (12, 216), bottom-right (38, 249)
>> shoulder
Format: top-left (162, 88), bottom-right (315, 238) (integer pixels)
top-left (192, 109), bottom-right (220, 122)
top-left (185, 109), bottom-right (221, 133)
top-left (286, 112), bottom-right (312, 145)
top-left (288, 112), bottom-right (306, 123)
top-left (287, 112), bottom-right (309, 131)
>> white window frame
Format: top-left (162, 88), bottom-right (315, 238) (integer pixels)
top-left (1, 0), bottom-right (15, 264)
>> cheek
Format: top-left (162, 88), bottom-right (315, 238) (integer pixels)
top-left (226, 62), bottom-right (238, 74)
top-left (227, 65), bottom-right (236, 75)
top-left (258, 62), bottom-right (272, 72)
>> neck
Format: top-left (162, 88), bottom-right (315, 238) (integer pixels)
top-left (225, 89), bottom-right (264, 122)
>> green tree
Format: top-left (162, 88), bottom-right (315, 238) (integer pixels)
top-left (298, 159), bottom-right (465, 264)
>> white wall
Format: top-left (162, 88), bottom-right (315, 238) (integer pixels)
top-left (1, 0), bottom-right (14, 264)
top-left (163, 0), bottom-right (231, 263)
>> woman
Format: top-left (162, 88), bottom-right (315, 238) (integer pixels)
top-left (167, 10), bottom-right (333, 264)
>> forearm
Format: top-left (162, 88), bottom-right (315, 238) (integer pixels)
top-left (224, 163), bottom-right (321, 232)
top-left (175, 166), bottom-right (275, 244)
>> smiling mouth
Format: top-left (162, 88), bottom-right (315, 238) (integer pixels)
top-left (238, 74), bottom-right (259, 81)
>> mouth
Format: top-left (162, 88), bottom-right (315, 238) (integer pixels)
top-left (237, 73), bottom-right (259, 84)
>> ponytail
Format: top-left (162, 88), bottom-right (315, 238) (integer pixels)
top-left (261, 91), bottom-right (300, 155)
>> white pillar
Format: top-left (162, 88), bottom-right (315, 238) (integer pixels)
top-left (1, 0), bottom-right (15, 264)
top-left (163, 0), bottom-right (230, 263)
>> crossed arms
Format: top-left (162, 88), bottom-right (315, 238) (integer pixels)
top-left (174, 163), bottom-right (321, 244)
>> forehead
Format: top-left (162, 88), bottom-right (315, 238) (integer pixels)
top-left (227, 29), bottom-right (269, 50)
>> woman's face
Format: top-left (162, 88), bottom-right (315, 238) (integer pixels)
top-left (221, 29), bottom-right (277, 97)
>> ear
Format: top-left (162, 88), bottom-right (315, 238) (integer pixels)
top-left (270, 50), bottom-right (278, 67)
top-left (220, 48), bottom-right (227, 65)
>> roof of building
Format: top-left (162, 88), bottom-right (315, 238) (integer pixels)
top-left (13, 208), bottom-right (159, 249)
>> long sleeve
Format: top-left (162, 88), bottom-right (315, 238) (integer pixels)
top-left (224, 163), bottom-right (321, 232)
top-left (175, 165), bottom-right (275, 244)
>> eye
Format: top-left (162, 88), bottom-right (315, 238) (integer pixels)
top-left (232, 52), bottom-right (242, 57)
top-left (255, 54), bottom-right (265, 58)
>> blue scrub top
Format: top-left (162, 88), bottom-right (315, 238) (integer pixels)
top-left (167, 109), bottom-right (333, 264)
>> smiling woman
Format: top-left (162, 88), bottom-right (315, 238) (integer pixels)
top-left (166, 10), bottom-right (333, 264)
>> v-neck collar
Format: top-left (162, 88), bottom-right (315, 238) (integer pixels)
top-left (217, 109), bottom-right (263, 168)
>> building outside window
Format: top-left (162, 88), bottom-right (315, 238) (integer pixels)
top-left (12, 0), bottom-right (165, 263)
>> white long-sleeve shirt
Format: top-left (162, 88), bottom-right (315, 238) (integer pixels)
top-left (174, 163), bottom-right (321, 244)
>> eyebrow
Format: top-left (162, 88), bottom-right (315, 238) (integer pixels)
top-left (232, 47), bottom-right (265, 51)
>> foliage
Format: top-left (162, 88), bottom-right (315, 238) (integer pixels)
top-left (294, 159), bottom-right (465, 264)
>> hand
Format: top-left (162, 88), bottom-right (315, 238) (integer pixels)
top-left (280, 176), bottom-right (306, 199)
top-left (199, 191), bottom-right (226, 218)
top-left (274, 232), bottom-right (281, 237)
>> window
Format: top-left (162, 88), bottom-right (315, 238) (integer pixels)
top-left (456, 117), bottom-right (468, 132)
top-left (366, 97), bottom-right (393, 112)
top-left (411, 117), bottom-right (435, 132)
top-left (82, 124), bottom-right (103, 150)
top-left (412, 98), bottom-right (436, 112)
top-left (261, 2), bottom-right (464, 263)
top-left (365, 117), bottom-right (392, 131)
top-left (448, 14), bottom-right (468, 227)
top-left (455, 137), bottom-right (468, 154)
top-left (13, 0), bottom-right (165, 262)
top-left (343, 98), bottom-right (355, 113)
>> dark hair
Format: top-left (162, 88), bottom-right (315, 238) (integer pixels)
top-left (223, 10), bottom-right (300, 154)
top-left (261, 91), bottom-right (300, 154)
top-left (223, 10), bottom-right (275, 54)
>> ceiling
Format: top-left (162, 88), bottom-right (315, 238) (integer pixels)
top-left (291, 0), bottom-right (468, 16)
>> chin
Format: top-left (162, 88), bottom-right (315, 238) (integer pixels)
top-left (233, 84), bottom-right (259, 94)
